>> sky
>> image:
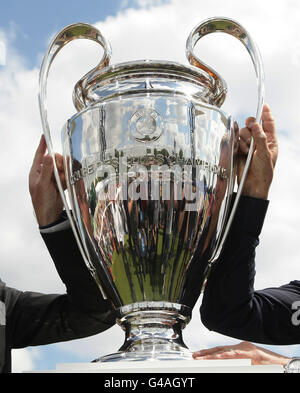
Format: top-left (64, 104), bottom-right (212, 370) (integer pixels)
top-left (0, 0), bottom-right (300, 372)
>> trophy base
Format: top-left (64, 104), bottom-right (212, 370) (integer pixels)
top-left (96, 340), bottom-right (193, 363)
top-left (93, 302), bottom-right (193, 363)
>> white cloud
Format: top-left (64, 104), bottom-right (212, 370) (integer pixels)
top-left (1, 0), bottom-right (300, 371)
top-left (12, 348), bottom-right (40, 373)
top-left (123, 0), bottom-right (169, 7)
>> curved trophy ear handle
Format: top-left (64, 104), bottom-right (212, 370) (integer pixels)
top-left (39, 23), bottom-right (111, 299)
top-left (186, 17), bottom-right (264, 118)
top-left (39, 24), bottom-right (112, 147)
top-left (186, 17), bottom-right (265, 264)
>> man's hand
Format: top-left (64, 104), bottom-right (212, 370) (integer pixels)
top-left (238, 104), bottom-right (278, 200)
top-left (193, 341), bottom-right (290, 366)
top-left (29, 135), bottom-right (66, 226)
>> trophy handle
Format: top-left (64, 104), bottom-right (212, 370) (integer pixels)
top-left (39, 24), bottom-right (112, 298)
top-left (186, 17), bottom-right (265, 263)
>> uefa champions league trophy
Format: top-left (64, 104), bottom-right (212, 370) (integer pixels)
top-left (39, 17), bottom-right (264, 362)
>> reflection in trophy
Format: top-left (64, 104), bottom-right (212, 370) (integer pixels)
top-left (39, 18), bottom-right (264, 361)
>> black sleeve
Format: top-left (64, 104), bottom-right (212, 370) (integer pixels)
top-left (4, 218), bottom-right (116, 349)
top-left (6, 286), bottom-right (115, 349)
top-left (200, 195), bottom-right (300, 345)
top-left (40, 224), bottom-right (114, 315)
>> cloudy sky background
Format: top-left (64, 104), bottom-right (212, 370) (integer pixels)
top-left (0, 0), bottom-right (300, 372)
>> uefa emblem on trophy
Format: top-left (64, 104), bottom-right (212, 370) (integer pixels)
top-left (39, 17), bottom-right (264, 362)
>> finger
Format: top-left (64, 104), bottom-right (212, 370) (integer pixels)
top-left (31, 135), bottom-right (47, 171)
top-left (40, 155), bottom-right (54, 184)
top-left (194, 354), bottom-right (224, 360)
top-left (238, 137), bottom-right (250, 155)
top-left (239, 126), bottom-right (252, 143)
top-left (52, 171), bottom-right (67, 191)
top-left (262, 103), bottom-right (275, 135)
top-left (237, 126), bottom-right (252, 156)
top-left (194, 351), bottom-right (240, 360)
top-left (54, 153), bottom-right (66, 190)
top-left (239, 127), bottom-right (252, 149)
top-left (250, 123), bottom-right (268, 151)
top-left (193, 346), bottom-right (224, 357)
top-left (245, 116), bottom-right (256, 128)
top-left (55, 153), bottom-right (64, 172)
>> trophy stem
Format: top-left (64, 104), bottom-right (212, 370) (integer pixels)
top-left (96, 302), bottom-right (193, 362)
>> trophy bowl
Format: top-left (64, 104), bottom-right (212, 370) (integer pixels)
top-left (39, 18), bottom-right (264, 362)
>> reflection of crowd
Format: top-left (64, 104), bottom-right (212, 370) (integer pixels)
top-left (202, 148), bottom-right (229, 253)
top-left (93, 184), bottom-right (127, 271)
top-left (89, 158), bottom-right (227, 298)
top-left (76, 137), bottom-right (231, 302)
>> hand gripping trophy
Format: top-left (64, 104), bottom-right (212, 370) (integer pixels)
top-left (39, 17), bottom-right (264, 362)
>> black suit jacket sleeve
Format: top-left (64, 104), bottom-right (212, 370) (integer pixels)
top-left (200, 195), bottom-right (300, 345)
top-left (5, 223), bottom-right (116, 350)
top-left (40, 224), bottom-right (114, 315)
top-left (6, 284), bottom-right (114, 350)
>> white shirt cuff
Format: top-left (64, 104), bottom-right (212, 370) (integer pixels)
top-left (40, 219), bottom-right (71, 234)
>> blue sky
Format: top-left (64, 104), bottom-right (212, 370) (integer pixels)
top-left (1, 0), bottom-right (300, 373)
top-left (0, 0), bottom-right (127, 67)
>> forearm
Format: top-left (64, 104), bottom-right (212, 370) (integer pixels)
top-left (40, 217), bottom-right (113, 314)
top-left (200, 195), bottom-right (269, 340)
top-left (8, 290), bottom-right (115, 348)
top-left (201, 282), bottom-right (300, 345)
top-left (201, 195), bottom-right (300, 344)
top-left (200, 230), bottom-right (264, 341)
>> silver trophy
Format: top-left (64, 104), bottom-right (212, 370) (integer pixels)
top-left (39, 17), bottom-right (264, 362)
